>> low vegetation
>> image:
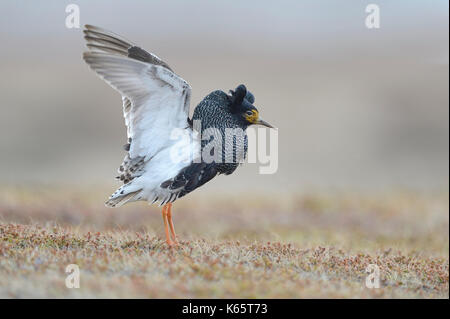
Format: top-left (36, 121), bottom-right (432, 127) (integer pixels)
top-left (0, 187), bottom-right (448, 298)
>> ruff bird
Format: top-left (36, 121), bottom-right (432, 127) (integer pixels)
top-left (82, 25), bottom-right (274, 246)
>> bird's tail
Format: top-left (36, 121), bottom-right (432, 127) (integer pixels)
top-left (105, 190), bottom-right (140, 207)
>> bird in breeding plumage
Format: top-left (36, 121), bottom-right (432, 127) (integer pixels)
top-left (82, 25), bottom-right (274, 246)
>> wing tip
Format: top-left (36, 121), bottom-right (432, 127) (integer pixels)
top-left (84, 24), bottom-right (100, 31)
top-left (82, 51), bottom-right (113, 61)
top-left (82, 51), bottom-right (97, 63)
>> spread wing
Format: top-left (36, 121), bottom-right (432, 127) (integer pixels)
top-left (82, 25), bottom-right (192, 165)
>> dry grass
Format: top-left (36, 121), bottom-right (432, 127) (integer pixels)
top-left (0, 187), bottom-right (448, 298)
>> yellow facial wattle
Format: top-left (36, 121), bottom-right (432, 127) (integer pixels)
top-left (245, 109), bottom-right (259, 124)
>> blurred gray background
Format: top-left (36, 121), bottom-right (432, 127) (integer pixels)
top-left (0, 1), bottom-right (448, 194)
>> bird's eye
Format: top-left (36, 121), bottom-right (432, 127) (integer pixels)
top-left (246, 110), bottom-right (253, 116)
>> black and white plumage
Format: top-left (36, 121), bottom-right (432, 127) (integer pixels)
top-left (82, 25), bottom-right (273, 231)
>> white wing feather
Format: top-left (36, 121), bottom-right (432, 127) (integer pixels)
top-left (83, 52), bottom-right (191, 161)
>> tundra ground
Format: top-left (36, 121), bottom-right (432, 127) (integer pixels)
top-left (0, 188), bottom-right (448, 298)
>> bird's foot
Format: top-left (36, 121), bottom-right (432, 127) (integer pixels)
top-left (166, 238), bottom-right (179, 247)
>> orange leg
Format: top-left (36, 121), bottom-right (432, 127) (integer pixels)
top-left (166, 203), bottom-right (179, 244)
top-left (162, 204), bottom-right (175, 246)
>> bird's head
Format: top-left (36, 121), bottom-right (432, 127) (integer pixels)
top-left (229, 84), bottom-right (274, 128)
